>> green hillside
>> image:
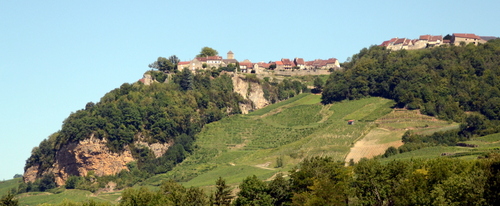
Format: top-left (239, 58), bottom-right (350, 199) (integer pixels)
top-left (382, 132), bottom-right (500, 162)
top-left (141, 94), bottom-right (399, 188)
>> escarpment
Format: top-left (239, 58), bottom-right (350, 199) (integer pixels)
top-left (24, 134), bottom-right (170, 186)
top-left (232, 74), bottom-right (270, 114)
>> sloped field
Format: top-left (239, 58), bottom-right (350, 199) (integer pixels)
top-left (345, 109), bottom-right (458, 163)
top-left (155, 94), bottom-right (398, 188)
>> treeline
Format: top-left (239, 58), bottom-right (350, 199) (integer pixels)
top-left (22, 65), bottom-right (308, 193)
top-left (323, 40), bottom-right (500, 148)
top-left (117, 155), bottom-right (500, 206)
top-left (24, 155), bottom-right (500, 206)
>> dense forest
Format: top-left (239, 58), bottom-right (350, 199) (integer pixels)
top-left (21, 64), bottom-right (308, 192)
top-left (323, 40), bottom-right (500, 152)
top-left (8, 156), bottom-right (499, 205)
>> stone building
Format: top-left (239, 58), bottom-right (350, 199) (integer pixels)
top-left (452, 33), bottom-right (486, 46)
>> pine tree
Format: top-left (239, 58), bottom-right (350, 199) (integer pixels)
top-left (213, 177), bottom-right (233, 206)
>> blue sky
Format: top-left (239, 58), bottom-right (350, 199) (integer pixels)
top-left (1, 0), bottom-right (499, 180)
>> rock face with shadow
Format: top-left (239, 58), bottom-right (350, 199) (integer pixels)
top-left (231, 74), bottom-right (270, 114)
top-left (23, 134), bottom-right (170, 186)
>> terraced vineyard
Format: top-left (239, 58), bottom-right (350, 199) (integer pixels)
top-left (345, 109), bottom-right (459, 163)
top-left (150, 94), bottom-right (408, 189)
top-left (381, 132), bottom-right (500, 162)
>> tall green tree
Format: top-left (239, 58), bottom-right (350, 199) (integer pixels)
top-left (289, 157), bottom-right (349, 205)
top-left (168, 55), bottom-right (180, 65)
top-left (178, 68), bottom-right (194, 91)
top-left (234, 175), bottom-right (273, 206)
top-left (197, 47), bottom-right (218, 57)
top-left (313, 76), bottom-right (324, 93)
top-left (149, 57), bottom-right (176, 72)
top-left (213, 177), bottom-right (233, 206)
top-left (268, 174), bottom-right (292, 206)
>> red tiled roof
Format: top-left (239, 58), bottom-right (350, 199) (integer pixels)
top-left (420, 35), bottom-right (431, 40)
top-left (326, 58), bottom-right (338, 64)
top-left (275, 61), bottom-right (283, 65)
top-left (294, 58), bottom-right (305, 65)
top-left (239, 62), bottom-right (253, 68)
top-left (394, 38), bottom-right (406, 45)
top-left (453, 33), bottom-right (480, 39)
top-left (429, 35), bottom-right (443, 42)
top-left (178, 61), bottom-right (190, 65)
top-left (281, 58), bottom-right (292, 65)
top-left (380, 40), bottom-right (391, 47)
top-left (207, 56), bottom-right (222, 60)
top-left (256, 62), bottom-right (269, 68)
top-left (403, 39), bottom-right (412, 45)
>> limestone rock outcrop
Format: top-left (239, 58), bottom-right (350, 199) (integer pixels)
top-left (231, 74), bottom-right (270, 114)
top-left (23, 134), bottom-right (170, 186)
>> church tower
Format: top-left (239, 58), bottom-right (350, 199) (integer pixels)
top-left (227, 51), bottom-right (234, 59)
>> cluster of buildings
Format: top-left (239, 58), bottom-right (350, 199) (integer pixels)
top-left (380, 33), bottom-right (498, 51)
top-left (172, 33), bottom-right (498, 74)
top-left (177, 51), bottom-right (340, 74)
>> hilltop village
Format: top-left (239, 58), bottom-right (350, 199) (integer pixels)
top-left (380, 33), bottom-right (498, 51)
top-left (177, 51), bottom-right (340, 75)
top-left (173, 33), bottom-right (498, 76)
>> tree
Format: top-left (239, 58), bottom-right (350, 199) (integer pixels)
top-left (269, 64), bottom-right (276, 70)
top-left (313, 76), bottom-right (324, 93)
top-left (149, 57), bottom-right (176, 73)
top-left (168, 55), bottom-right (180, 65)
top-left (119, 187), bottom-right (159, 206)
top-left (0, 192), bottom-right (18, 206)
top-left (289, 157), bottom-right (349, 205)
top-left (234, 175), bottom-right (273, 206)
top-left (196, 47), bottom-right (218, 57)
top-left (268, 174), bottom-right (292, 206)
top-left (213, 177), bottom-right (233, 206)
top-left (275, 156), bottom-right (284, 168)
top-left (38, 174), bottom-right (56, 191)
top-left (179, 68), bottom-right (194, 91)
top-left (383, 146), bottom-right (398, 157)
top-left (65, 175), bottom-right (81, 189)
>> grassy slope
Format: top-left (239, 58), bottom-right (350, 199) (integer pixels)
top-left (143, 94), bottom-right (398, 189)
top-left (0, 178), bottom-right (21, 197)
top-left (380, 129), bottom-right (500, 163)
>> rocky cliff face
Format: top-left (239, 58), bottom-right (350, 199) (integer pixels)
top-left (23, 134), bottom-right (170, 186)
top-left (231, 74), bottom-right (270, 114)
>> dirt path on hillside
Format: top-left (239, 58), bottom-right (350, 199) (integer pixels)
top-left (254, 162), bottom-right (274, 170)
top-left (344, 129), bottom-right (404, 164)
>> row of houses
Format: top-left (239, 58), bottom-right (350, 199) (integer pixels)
top-left (177, 51), bottom-right (340, 74)
top-left (380, 33), bottom-right (498, 51)
top-left (275, 58), bottom-right (340, 70)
